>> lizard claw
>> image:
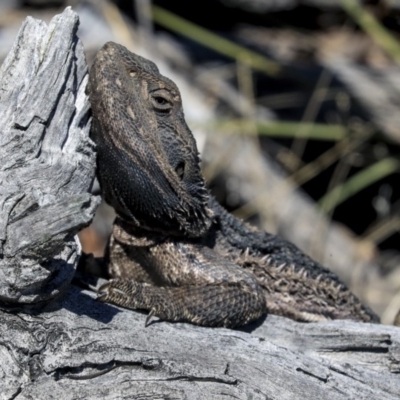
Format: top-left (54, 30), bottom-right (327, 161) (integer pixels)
top-left (97, 279), bottom-right (119, 301)
top-left (145, 309), bottom-right (155, 327)
top-left (96, 290), bottom-right (108, 302)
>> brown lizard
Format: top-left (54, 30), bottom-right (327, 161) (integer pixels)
top-left (88, 42), bottom-right (379, 328)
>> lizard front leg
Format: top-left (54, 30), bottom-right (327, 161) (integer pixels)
top-left (98, 279), bottom-right (265, 327)
top-left (98, 239), bottom-right (266, 328)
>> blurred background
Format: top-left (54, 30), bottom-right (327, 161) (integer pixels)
top-left (1, 0), bottom-right (400, 323)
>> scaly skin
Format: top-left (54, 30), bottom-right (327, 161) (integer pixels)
top-left (88, 42), bottom-right (379, 327)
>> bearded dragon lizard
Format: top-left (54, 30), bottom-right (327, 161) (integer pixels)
top-left (88, 42), bottom-right (379, 328)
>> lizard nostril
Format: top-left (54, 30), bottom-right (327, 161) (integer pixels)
top-left (175, 162), bottom-right (185, 180)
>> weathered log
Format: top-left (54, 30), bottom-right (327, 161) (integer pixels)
top-left (1, 285), bottom-right (399, 399)
top-left (0, 7), bottom-right (99, 304)
top-left (0, 8), bottom-right (399, 400)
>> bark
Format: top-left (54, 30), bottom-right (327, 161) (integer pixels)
top-left (1, 285), bottom-right (399, 400)
top-left (0, 7), bottom-right (99, 303)
top-left (0, 8), bottom-right (399, 400)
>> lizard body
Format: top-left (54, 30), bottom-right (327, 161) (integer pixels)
top-left (88, 42), bottom-right (379, 327)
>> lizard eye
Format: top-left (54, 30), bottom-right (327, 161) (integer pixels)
top-left (151, 91), bottom-right (173, 114)
top-left (175, 161), bottom-right (185, 179)
top-left (154, 97), bottom-right (167, 105)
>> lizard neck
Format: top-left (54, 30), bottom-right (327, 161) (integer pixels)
top-left (113, 217), bottom-right (165, 247)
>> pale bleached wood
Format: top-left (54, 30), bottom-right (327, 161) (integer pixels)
top-left (0, 7), bottom-right (99, 304)
top-left (1, 286), bottom-right (400, 400)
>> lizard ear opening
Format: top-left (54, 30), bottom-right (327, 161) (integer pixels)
top-left (175, 161), bottom-right (185, 180)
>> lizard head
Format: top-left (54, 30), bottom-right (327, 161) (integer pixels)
top-left (88, 42), bottom-right (213, 237)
